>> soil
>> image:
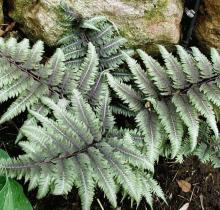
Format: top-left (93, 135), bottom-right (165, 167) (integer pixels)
top-left (155, 158), bottom-right (220, 210)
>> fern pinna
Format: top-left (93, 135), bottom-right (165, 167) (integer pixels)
top-left (0, 37), bottom-right (100, 124)
top-left (0, 90), bottom-right (165, 210)
top-left (176, 123), bottom-right (220, 168)
top-left (108, 46), bottom-right (220, 160)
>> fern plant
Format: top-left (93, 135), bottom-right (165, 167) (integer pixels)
top-left (0, 37), bottom-right (100, 125)
top-left (58, 3), bottom-right (133, 105)
top-left (108, 45), bottom-right (220, 160)
top-left (0, 90), bottom-right (165, 210)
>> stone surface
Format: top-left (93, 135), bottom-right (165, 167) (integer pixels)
top-left (0, 0), bottom-right (3, 24)
top-left (8, 0), bottom-right (183, 50)
top-left (8, 0), bottom-right (71, 45)
top-left (195, 0), bottom-right (220, 51)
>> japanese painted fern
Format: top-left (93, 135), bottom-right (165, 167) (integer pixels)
top-left (108, 46), bottom-right (220, 160)
top-left (0, 90), bottom-right (164, 210)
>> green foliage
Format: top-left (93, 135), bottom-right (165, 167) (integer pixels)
top-left (0, 93), bottom-right (165, 210)
top-left (195, 138), bottom-right (220, 168)
top-left (0, 149), bottom-right (32, 210)
top-left (58, 15), bottom-right (128, 71)
top-left (108, 46), bottom-right (220, 160)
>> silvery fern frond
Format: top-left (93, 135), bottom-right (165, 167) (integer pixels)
top-left (0, 37), bottom-right (101, 125)
top-left (0, 37), bottom-right (64, 124)
top-left (108, 46), bottom-right (220, 159)
top-left (0, 90), bottom-right (164, 210)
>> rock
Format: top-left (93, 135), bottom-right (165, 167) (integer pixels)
top-left (68, 0), bottom-right (183, 51)
top-left (9, 0), bottom-right (183, 51)
top-left (195, 0), bottom-right (220, 51)
top-left (8, 0), bottom-right (71, 45)
top-left (0, 0), bottom-right (3, 24)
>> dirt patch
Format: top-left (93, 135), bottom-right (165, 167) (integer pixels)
top-left (154, 157), bottom-right (220, 210)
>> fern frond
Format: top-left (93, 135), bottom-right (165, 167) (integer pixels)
top-left (99, 38), bottom-right (127, 57)
top-left (154, 101), bottom-right (183, 157)
top-left (122, 51), bottom-right (157, 98)
top-left (111, 104), bottom-right (136, 117)
top-left (191, 47), bottom-right (214, 79)
top-left (23, 40), bottom-right (44, 69)
top-left (172, 94), bottom-right (199, 150)
top-left (71, 89), bottom-right (102, 141)
top-left (95, 86), bottom-right (115, 133)
top-left (188, 87), bottom-right (218, 137)
top-left (137, 49), bottom-right (172, 95)
top-left (192, 123), bottom-right (220, 168)
top-left (159, 45), bottom-right (187, 89)
top-left (135, 110), bottom-right (161, 163)
top-left (108, 46), bottom-right (220, 157)
top-left (176, 45), bottom-right (200, 83)
top-left (0, 84), bottom-right (48, 124)
top-left (0, 37), bottom-right (101, 124)
top-left (0, 93), bottom-right (156, 210)
top-left (59, 14), bottom-right (129, 109)
top-left (46, 48), bottom-right (66, 86)
top-left (200, 83), bottom-right (220, 107)
top-left (211, 48), bottom-right (220, 73)
top-left (81, 16), bottom-right (107, 31)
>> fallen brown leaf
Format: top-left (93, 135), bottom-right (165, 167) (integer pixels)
top-left (177, 180), bottom-right (191, 193)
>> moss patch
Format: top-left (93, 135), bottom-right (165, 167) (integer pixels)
top-left (144, 0), bottom-right (168, 21)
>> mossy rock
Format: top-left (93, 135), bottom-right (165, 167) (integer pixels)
top-left (9, 0), bottom-right (183, 52)
top-left (8, 0), bottom-right (71, 45)
top-left (0, 0), bottom-right (3, 24)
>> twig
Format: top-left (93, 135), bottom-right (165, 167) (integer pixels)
top-left (189, 185), bottom-right (196, 202)
top-left (97, 198), bottom-right (105, 210)
top-left (172, 170), bottom-right (179, 182)
top-left (199, 194), bottom-right (205, 210)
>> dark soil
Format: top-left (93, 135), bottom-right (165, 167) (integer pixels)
top-left (155, 158), bottom-right (220, 210)
top-left (30, 157), bottom-right (220, 210)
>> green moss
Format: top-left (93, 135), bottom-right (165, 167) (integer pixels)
top-left (9, 0), bottom-right (72, 46)
top-left (0, 0), bottom-right (3, 23)
top-left (9, 0), bottom-right (27, 20)
top-left (144, 0), bottom-right (168, 21)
